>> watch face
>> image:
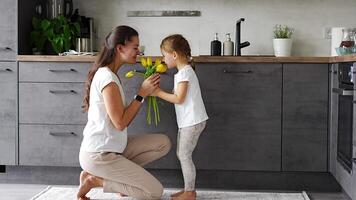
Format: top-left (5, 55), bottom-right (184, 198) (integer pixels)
top-left (135, 95), bottom-right (144, 102)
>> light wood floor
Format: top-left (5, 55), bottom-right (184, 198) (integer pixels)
top-left (0, 183), bottom-right (351, 200)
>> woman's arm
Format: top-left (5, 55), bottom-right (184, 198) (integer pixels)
top-left (154, 81), bottom-right (188, 104)
top-left (102, 74), bottom-right (160, 131)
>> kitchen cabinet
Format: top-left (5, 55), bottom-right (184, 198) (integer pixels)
top-left (0, 62), bottom-right (17, 165)
top-left (282, 63), bottom-right (329, 172)
top-left (194, 63), bottom-right (282, 171)
top-left (0, 0), bottom-right (17, 165)
top-left (0, 0), bottom-right (17, 61)
top-left (18, 61), bottom-right (91, 166)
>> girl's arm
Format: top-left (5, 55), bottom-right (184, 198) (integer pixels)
top-left (102, 74), bottom-right (160, 131)
top-left (155, 81), bottom-right (188, 104)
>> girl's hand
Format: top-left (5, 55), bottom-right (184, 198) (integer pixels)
top-left (139, 73), bottom-right (160, 97)
top-left (151, 88), bottom-right (162, 97)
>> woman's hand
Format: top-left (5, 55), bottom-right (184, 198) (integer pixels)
top-left (138, 73), bottom-right (160, 97)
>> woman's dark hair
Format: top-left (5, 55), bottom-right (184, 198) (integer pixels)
top-left (160, 34), bottom-right (195, 70)
top-left (82, 25), bottom-right (138, 112)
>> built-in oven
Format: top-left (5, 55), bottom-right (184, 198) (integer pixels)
top-left (333, 62), bottom-right (354, 173)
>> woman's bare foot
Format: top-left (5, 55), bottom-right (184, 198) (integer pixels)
top-left (79, 171), bottom-right (90, 185)
top-left (170, 190), bottom-right (184, 197)
top-left (172, 191), bottom-right (196, 200)
top-left (77, 173), bottom-right (103, 200)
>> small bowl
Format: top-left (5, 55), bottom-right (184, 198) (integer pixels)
top-left (335, 46), bottom-right (356, 56)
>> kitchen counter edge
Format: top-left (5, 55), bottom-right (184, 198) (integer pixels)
top-left (16, 55), bottom-right (356, 63)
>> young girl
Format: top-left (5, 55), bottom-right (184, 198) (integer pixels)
top-left (153, 34), bottom-right (208, 200)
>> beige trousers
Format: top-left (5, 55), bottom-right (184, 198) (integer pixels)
top-left (79, 134), bottom-right (171, 200)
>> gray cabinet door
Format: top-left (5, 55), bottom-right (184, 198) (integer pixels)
top-left (282, 64), bottom-right (328, 172)
top-left (0, 62), bottom-right (16, 165)
top-left (195, 63), bottom-right (282, 171)
top-left (118, 64), bottom-right (180, 169)
top-left (19, 83), bottom-right (86, 124)
top-left (19, 124), bottom-right (84, 166)
top-left (0, 0), bottom-right (17, 60)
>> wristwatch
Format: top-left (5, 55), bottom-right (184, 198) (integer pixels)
top-left (134, 94), bottom-right (145, 103)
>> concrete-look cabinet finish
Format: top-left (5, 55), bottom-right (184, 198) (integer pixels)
top-left (18, 61), bottom-right (90, 166)
top-left (14, 61), bottom-right (330, 173)
top-left (282, 64), bottom-right (329, 172)
top-left (0, 0), bottom-right (17, 61)
top-left (195, 63), bottom-right (282, 171)
top-left (0, 62), bottom-right (17, 165)
top-left (0, 0), bottom-right (17, 165)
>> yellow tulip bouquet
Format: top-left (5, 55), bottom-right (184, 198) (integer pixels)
top-left (125, 57), bottom-right (167, 125)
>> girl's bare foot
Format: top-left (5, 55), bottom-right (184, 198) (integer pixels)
top-left (172, 191), bottom-right (196, 200)
top-left (77, 174), bottom-right (103, 200)
top-left (170, 190), bottom-right (184, 197)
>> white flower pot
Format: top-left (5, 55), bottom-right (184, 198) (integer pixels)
top-left (273, 38), bottom-right (292, 57)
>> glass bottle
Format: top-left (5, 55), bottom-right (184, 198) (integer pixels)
top-left (340, 28), bottom-right (355, 48)
top-left (223, 33), bottom-right (234, 56)
top-left (210, 33), bottom-right (221, 56)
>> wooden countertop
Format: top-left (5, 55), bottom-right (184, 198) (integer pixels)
top-left (17, 54), bottom-right (356, 63)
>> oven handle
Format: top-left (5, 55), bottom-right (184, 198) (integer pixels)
top-left (332, 88), bottom-right (354, 96)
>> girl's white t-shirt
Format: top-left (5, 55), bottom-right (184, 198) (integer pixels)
top-left (174, 65), bottom-right (209, 128)
top-left (80, 67), bottom-right (127, 153)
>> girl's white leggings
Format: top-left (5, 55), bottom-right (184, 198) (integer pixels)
top-left (176, 121), bottom-right (207, 191)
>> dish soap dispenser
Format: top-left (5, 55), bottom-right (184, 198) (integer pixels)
top-left (223, 33), bottom-right (234, 56)
top-left (211, 33), bottom-right (221, 56)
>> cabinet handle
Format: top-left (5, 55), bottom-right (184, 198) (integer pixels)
top-left (1, 47), bottom-right (12, 51)
top-left (49, 132), bottom-right (76, 136)
top-left (48, 68), bottom-right (76, 72)
top-left (332, 88), bottom-right (353, 96)
top-left (49, 89), bottom-right (77, 94)
top-left (0, 68), bottom-right (12, 72)
top-left (223, 69), bottom-right (253, 74)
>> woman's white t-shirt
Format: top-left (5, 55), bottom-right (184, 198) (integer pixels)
top-left (80, 67), bottom-right (127, 153)
top-left (174, 65), bottom-right (209, 128)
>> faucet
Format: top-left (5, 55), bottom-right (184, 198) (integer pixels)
top-left (235, 18), bottom-right (250, 56)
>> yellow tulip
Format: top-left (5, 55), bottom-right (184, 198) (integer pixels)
top-left (125, 71), bottom-right (135, 78)
top-left (140, 57), bottom-right (147, 68)
top-left (155, 58), bottom-right (161, 66)
top-left (156, 64), bottom-right (167, 73)
top-left (147, 57), bottom-right (152, 67)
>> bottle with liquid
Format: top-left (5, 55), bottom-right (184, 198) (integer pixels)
top-left (211, 33), bottom-right (221, 56)
top-left (340, 28), bottom-right (355, 48)
top-left (223, 33), bottom-right (234, 56)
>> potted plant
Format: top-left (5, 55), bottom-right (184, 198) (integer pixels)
top-left (273, 25), bottom-right (294, 57)
top-left (30, 16), bottom-right (80, 55)
top-left (46, 15), bottom-right (80, 54)
top-left (30, 17), bottom-right (48, 55)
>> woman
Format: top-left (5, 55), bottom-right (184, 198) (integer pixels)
top-left (77, 25), bottom-right (171, 200)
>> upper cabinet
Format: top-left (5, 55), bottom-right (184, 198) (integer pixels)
top-left (0, 0), bottom-right (17, 60)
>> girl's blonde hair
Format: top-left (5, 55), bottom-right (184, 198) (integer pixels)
top-left (160, 34), bottom-right (195, 69)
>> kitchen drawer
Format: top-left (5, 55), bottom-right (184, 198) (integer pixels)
top-left (19, 83), bottom-right (86, 124)
top-left (19, 62), bottom-right (92, 82)
top-left (19, 124), bottom-right (84, 166)
top-left (0, 62), bottom-right (16, 82)
top-left (0, 125), bottom-right (16, 165)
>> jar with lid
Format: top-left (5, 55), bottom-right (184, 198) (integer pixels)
top-left (340, 28), bottom-right (355, 48)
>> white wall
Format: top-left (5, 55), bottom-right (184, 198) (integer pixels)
top-left (76, 0), bottom-right (356, 56)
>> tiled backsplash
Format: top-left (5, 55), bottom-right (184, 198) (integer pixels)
top-left (76, 0), bottom-right (356, 56)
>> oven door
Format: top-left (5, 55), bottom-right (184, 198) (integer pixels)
top-left (333, 87), bottom-right (354, 173)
